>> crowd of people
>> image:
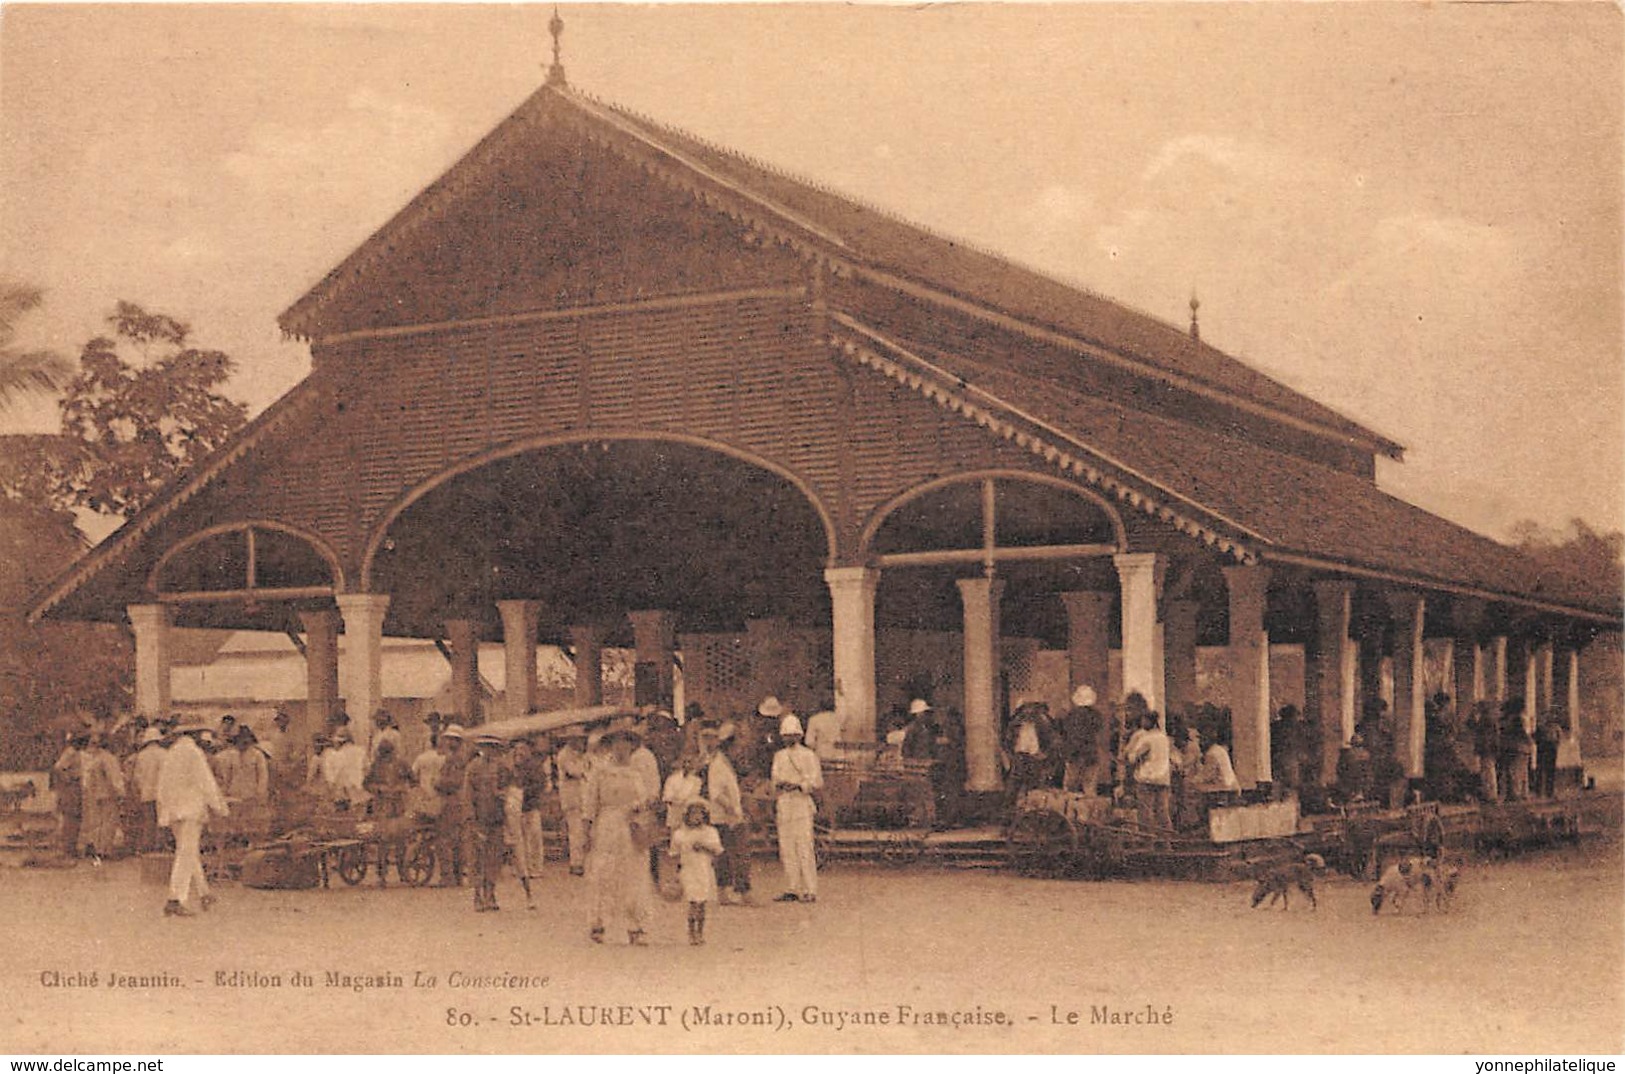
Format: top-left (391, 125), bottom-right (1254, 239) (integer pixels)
top-left (45, 697), bottom-right (832, 943)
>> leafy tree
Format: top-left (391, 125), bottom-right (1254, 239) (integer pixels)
top-left (1509, 517), bottom-right (1624, 604)
top-left (49, 301), bottom-right (247, 518)
top-left (0, 282), bottom-right (73, 409)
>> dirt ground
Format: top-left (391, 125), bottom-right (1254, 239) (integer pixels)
top-left (2, 831), bottom-right (1621, 1055)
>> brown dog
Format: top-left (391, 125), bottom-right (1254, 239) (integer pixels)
top-left (1251, 852), bottom-right (1326, 910)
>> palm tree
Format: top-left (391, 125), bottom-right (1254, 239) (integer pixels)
top-left (0, 283), bottom-right (73, 409)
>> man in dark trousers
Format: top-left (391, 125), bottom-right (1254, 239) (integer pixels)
top-left (432, 725), bottom-right (470, 887)
top-left (1060, 685), bottom-right (1105, 796)
top-left (464, 733), bottom-right (511, 912)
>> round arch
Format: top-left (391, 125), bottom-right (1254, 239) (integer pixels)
top-left (148, 519), bottom-right (347, 595)
top-left (857, 469), bottom-right (1128, 558)
top-left (359, 429), bottom-right (840, 591)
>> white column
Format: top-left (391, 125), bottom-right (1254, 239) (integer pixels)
top-left (1311, 580), bottom-right (1355, 785)
top-left (336, 594), bottom-right (390, 753)
top-left (1060, 590), bottom-right (1113, 700)
top-left (957, 576), bottom-right (1005, 792)
top-left (629, 609), bottom-right (676, 710)
top-left (1223, 565), bottom-right (1271, 788)
top-left (1487, 635), bottom-right (1509, 703)
top-left (570, 624), bottom-right (605, 707)
top-left (825, 566), bottom-right (879, 743)
top-left (127, 604), bottom-right (172, 718)
top-left (445, 618), bottom-right (481, 725)
top-left (497, 600), bottom-right (541, 719)
top-left (299, 609), bottom-right (340, 739)
top-left (1560, 647), bottom-right (1583, 763)
top-left (1384, 591), bottom-right (1426, 779)
top-left (1535, 641), bottom-right (1555, 720)
top-left (1113, 553), bottom-right (1166, 715)
top-left (1522, 642), bottom-right (1539, 733)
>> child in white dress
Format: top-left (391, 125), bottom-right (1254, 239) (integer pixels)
top-left (669, 800), bottom-right (724, 945)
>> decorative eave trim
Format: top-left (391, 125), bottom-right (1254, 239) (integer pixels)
top-left (826, 313), bottom-right (1265, 563)
top-left (1260, 550), bottom-right (1623, 626)
top-left (26, 378), bottom-right (327, 624)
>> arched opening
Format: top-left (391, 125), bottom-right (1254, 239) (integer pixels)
top-left (368, 439), bottom-right (833, 642)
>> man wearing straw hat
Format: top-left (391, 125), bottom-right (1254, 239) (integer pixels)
top-left (155, 721), bottom-right (229, 917)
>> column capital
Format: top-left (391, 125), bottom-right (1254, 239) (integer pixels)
top-left (336, 592), bottom-right (391, 621)
top-left (1113, 551), bottom-right (1167, 586)
top-left (955, 575), bottom-right (1006, 600)
top-left (824, 564), bottom-right (880, 592)
top-left (127, 602), bottom-right (172, 631)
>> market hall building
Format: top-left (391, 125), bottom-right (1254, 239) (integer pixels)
top-left (28, 50), bottom-right (1617, 799)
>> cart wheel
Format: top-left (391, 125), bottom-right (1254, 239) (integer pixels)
top-left (1008, 810), bottom-right (1076, 877)
top-left (335, 844), bottom-right (367, 886)
top-left (400, 838), bottom-right (435, 887)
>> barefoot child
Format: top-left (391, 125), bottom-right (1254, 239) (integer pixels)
top-left (669, 800), bottom-right (723, 945)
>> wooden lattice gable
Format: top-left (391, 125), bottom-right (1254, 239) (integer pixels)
top-left (281, 82), bottom-right (1400, 466)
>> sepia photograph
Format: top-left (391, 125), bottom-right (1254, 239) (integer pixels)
top-left (0, 2), bottom-right (1621, 1056)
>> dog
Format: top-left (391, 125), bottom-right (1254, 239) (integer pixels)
top-left (0, 781), bottom-right (37, 813)
top-left (1370, 855), bottom-right (1443, 914)
top-left (1424, 859), bottom-right (1461, 912)
top-left (1250, 852), bottom-right (1326, 910)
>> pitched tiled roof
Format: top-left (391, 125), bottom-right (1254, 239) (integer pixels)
top-left (280, 83), bottom-right (1402, 459)
top-left (833, 317), bottom-right (1617, 621)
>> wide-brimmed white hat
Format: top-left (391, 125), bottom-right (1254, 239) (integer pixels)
top-left (440, 723), bottom-right (467, 740)
top-left (779, 714), bottom-right (804, 737)
top-left (758, 696), bottom-right (784, 718)
top-left (1072, 684), bottom-right (1097, 707)
top-left (908, 698), bottom-right (932, 716)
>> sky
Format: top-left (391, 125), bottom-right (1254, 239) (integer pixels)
top-left (0, 2), bottom-right (1620, 545)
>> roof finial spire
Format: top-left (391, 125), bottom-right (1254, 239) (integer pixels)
top-left (546, 6), bottom-right (567, 88)
top-left (1189, 291), bottom-right (1201, 341)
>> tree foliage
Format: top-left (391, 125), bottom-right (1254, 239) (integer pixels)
top-left (1509, 517), bottom-right (1624, 605)
top-left (47, 301), bottom-right (247, 518)
top-left (0, 282), bottom-right (74, 408)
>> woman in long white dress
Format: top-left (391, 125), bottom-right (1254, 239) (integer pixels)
top-left (583, 730), bottom-right (657, 945)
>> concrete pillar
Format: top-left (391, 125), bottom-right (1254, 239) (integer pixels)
top-left (299, 609), bottom-right (340, 740)
top-left (1310, 580), bottom-right (1355, 785)
top-left (825, 566), bottom-right (880, 742)
top-left (496, 600), bottom-right (541, 719)
top-left (1487, 635), bottom-right (1509, 703)
top-left (1521, 641), bottom-right (1539, 733)
top-left (1223, 565), bottom-right (1271, 788)
top-left (336, 594), bottom-right (390, 752)
top-left (1384, 591), bottom-right (1426, 779)
top-left (1113, 553), bottom-right (1166, 715)
top-left (1060, 591), bottom-right (1113, 701)
top-left (629, 609), bottom-right (676, 710)
top-left (445, 618), bottom-right (481, 725)
top-left (570, 624), bottom-right (605, 707)
top-left (956, 576), bottom-right (1005, 793)
top-left (127, 604), bottom-right (172, 718)
top-left (1341, 636), bottom-right (1359, 744)
top-left (1163, 598), bottom-right (1201, 720)
top-left (1534, 641), bottom-right (1555, 721)
top-left (1558, 646), bottom-right (1583, 762)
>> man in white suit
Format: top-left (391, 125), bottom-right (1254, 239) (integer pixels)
top-left (156, 723), bottom-right (229, 917)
